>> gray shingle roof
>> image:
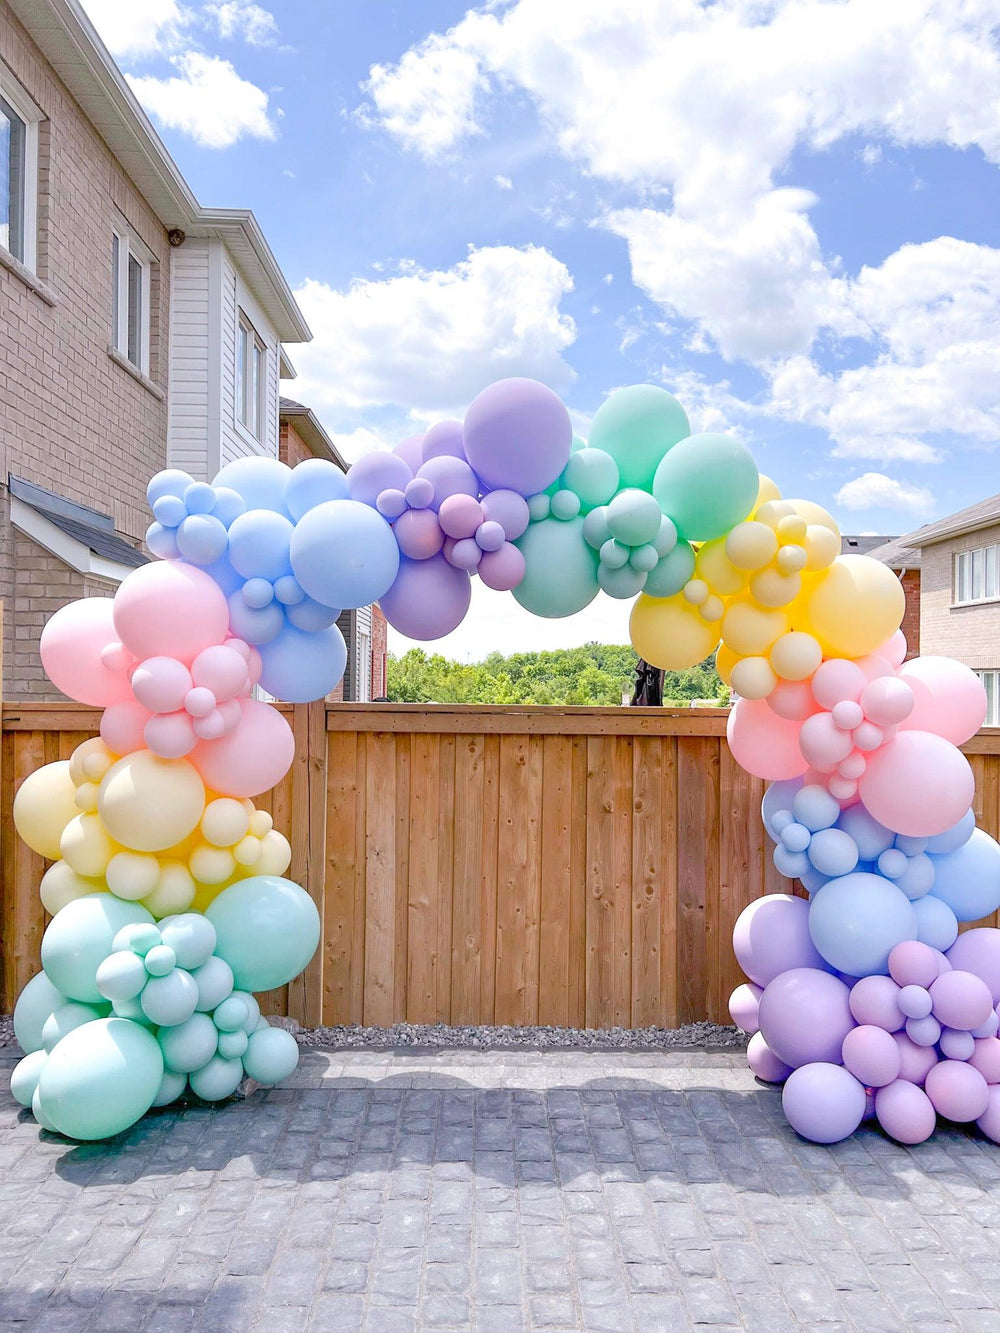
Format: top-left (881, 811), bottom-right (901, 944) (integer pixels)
top-left (9, 475), bottom-right (147, 568)
top-left (897, 493), bottom-right (1000, 549)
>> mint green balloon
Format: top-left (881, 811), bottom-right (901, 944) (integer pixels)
top-left (10, 1050), bottom-right (47, 1107)
top-left (152, 1070), bottom-right (187, 1107)
top-left (13, 971), bottom-right (67, 1054)
top-left (550, 489), bottom-right (581, 521)
top-left (41, 895), bottom-right (155, 1003)
top-left (35, 1017), bottom-right (163, 1140)
top-left (582, 508), bottom-right (610, 551)
top-left (159, 1012), bottom-right (218, 1073)
top-left (207, 877), bottom-right (320, 992)
top-left (561, 448), bottom-right (619, 511)
top-left (189, 1054), bottom-right (244, 1102)
top-left (588, 385), bottom-right (690, 490)
top-left (605, 489), bottom-right (662, 546)
top-left (652, 433), bottom-right (759, 541)
top-left (644, 542), bottom-right (696, 597)
top-left (513, 517), bottom-right (599, 618)
top-left (599, 564), bottom-right (646, 599)
top-left (42, 1002), bottom-right (107, 1053)
top-left (242, 1026), bottom-right (299, 1085)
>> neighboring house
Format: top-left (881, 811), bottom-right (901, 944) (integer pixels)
top-left (279, 397), bottom-right (388, 702)
top-left (871, 496), bottom-right (1000, 725)
top-left (847, 534), bottom-right (921, 659)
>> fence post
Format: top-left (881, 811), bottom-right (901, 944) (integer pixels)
top-left (285, 700), bottom-right (327, 1027)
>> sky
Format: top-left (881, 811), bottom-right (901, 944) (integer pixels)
top-left (82, 0), bottom-right (1000, 661)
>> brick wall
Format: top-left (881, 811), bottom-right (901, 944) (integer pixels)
top-left (0, 3), bottom-right (170, 699)
top-left (371, 603), bottom-right (388, 698)
top-left (899, 568), bottom-right (920, 659)
top-left (278, 420), bottom-right (309, 468)
top-left (919, 523), bottom-right (1000, 671)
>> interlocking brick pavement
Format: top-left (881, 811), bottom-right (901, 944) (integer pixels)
top-left (2, 1045), bottom-right (1000, 1331)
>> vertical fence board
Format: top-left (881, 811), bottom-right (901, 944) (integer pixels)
top-left (407, 734), bottom-right (441, 1023)
top-left (585, 736), bottom-right (633, 1027)
top-left (539, 735), bottom-right (574, 1025)
top-left (451, 735), bottom-right (486, 1024)
top-left (363, 732), bottom-right (398, 1025)
top-left (631, 736), bottom-right (666, 1027)
top-left (324, 731), bottom-right (362, 1023)
top-left (479, 734), bottom-right (500, 1023)
top-left (495, 735), bottom-right (543, 1024)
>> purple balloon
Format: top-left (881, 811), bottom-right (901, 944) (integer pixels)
top-left (947, 929), bottom-right (1000, 1003)
top-left (876, 1078), bottom-right (937, 1144)
top-left (481, 489), bottom-right (530, 541)
top-left (421, 419), bottom-right (467, 463)
top-left (478, 543), bottom-right (526, 592)
top-left (348, 452), bottom-right (413, 508)
top-left (892, 1031), bottom-right (939, 1084)
top-left (376, 488), bottom-right (408, 520)
top-left (939, 1028), bottom-right (976, 1061)
top-left (444, 537), bottom-right (483, 571)
top-left (925, 1059), bottom-right (990, 1122)
top-left (849, 975), bottom-right (904, 1032)
top-left (405, 477), bottom-right (434, 510)
top-left (379, 554), bottom-right (471, 640)
top-left (438, 494), bottom-right (484, 540)
top-left (732, 894), bottom-right (827, 987)
top-left (906, 1014), bottom-right (941, 1047)
top-left (929, 969), bottom-right (993, 1031)
top-left (758, 968), bottom-right (854, 1069)
top-left (969, 1036), bottom-right (1000, 1083)
top-left (746, 1031), bottom-right (791, 1083)
top-left (842, 1025), bottom-right (901, 1087)
top-left (394, 509), bottom-right (445, 561)
top-left (417, 456), bottom-right (480, 511)
top-left (475, 520), bottom-right (506, 553)
top-left (782, 1063), bottom-right (867, 1143)
top-left (978, 1085), bottom-right (1000, 1143)
top-left (888, 940), bottom-right (943, 989)
top-left (394, 433), bottom-right (425, 472)
top-left (729, 983), bottom-right (762, 1034)
top-left (463, 378), bottom-right (572, 496)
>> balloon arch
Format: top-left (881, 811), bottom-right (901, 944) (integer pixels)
top-left (11, 379), bottom-right (1000, 1146)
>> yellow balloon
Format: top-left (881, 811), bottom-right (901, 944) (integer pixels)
top-left (749, 567), bottom-right (801, 608)
top-left (257, 830), bottom-right (292, 877)
top-left (715, 643), bottom-right (738, 686)
top-left (721, 598), bottom-right (789, 656)
top-left (68, 737), bottom-right (116, 787)
top-left (790, 499), bottom-right (840, 536)
top-left (730, 656), bottom-right (778, 700)
top-left (40, 861), bottom-right (103, 915)
top-left (725, 521), bottom-right (778, 571)
top-left (776, 514), bottom-right (807, 544)
top-left (74, 781), bottom-right (100, 813)
top-left (106, 850), bottom-right (161, 902)
top-left (98, 751), bottom-right (205, 853)
top-left (753, 474), bottom-right (782, 510)
top-left (799, 555), bottom-right (905, 659)
top-left (755, 500), bottom-right (796, 528)
top-left (775, 544), bottom-right (807, 575)
top-left (201, 798), bottom-right (251, 848)
top-left (13, 761), bottom-right (80, 859)
top-left (189, 843), bottom-right (237, 885)
top-left (769, 631), bottom-right (823, 681)
top-left (630, 593), bottom-right (719, 670)
top-left (694, 538), bottom-right (748, 596)
top-left (234, 835), bottom-right (264, 868)
top-left (142, 860), bottom-right (197, 919)
top-left (802, 524), bottom-right (840, 570)
top-left (248, 810), bottom-right (273, 838)
top-left (60, 812), bottom-right (117, 877)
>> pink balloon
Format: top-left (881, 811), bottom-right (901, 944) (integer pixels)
top-left (977, 1086), bottom-right (1000, 1143)
top-left (879, 630), bottom-right (908, 668)
top-left (875, 1079), bottom-right (936, 1144)
top-left (131, 656), bottom-right (193, 714)
top-left (190, 698), bottom-right (294, 797)
top-left (849, 975), bottom-right (904, 1032)
top-left (100, 699), bottom-right (150, 755)
top-left (925, 1059), bottom-right (989, 1122)
top-left (193, 708), bottom-right (227, 741)
top-left (767, 680), bottom-right (820, 721)
top-left (191, 645), bottom-right (249, 701)
top-left (969, 1037), bottom-right (1000, 1084)
top-left (811, 659), bottom-right (867, 710)
top-left (114, 562), bottom-right (230, 664)
top-left (891, 1032), bottom-right (939, 1085)
top-left (842, 1025), bottom-right (901, 1087)
top-left (888, 940), bottom-right (944, 989)
top-left (860, 676), bottom-right (914, 727)
top-left (184, 686), bottom-right (217, 718)
top-left (39, 598), bottom-right (132, 706)
top-left (144, 710), bottom-right (197, 759)
top-left (746, 1031), bottom-right (792, 1083)
top-left (394, 508), bottom-right (445, 560)
top-left (929, 970), bottom-right (994, 1031)
top-left (799, 712), bottom-right (854, 772)
top-left (855, 652), bottom-right (894, 682)
top-left (727, 698), bottom-right (807, 781)
top-left (479, 543), bottom-right (526, 592)
top-left (859, 731), bottom-right (975, 837)
top-left (438, 494), bottom-right (484, 540)
top-left (899, 657), bottom-right (988, 745)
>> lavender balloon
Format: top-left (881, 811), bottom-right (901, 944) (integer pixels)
top-left (421, 419), bottom-right (466, 462)
top-left (481, 490), bottom-right (530, 541)
top-left (782, 1063), bottom-right (867, 1143)
top-left (757, 968), bottom-right (854, 1069)
top-left (348, 452), bottom-right (413, 508)
top-left (746, 1031), bottom-right (791, 1083)
top-left (732, 894), bottom-right (826, 987)
top-left (417, 456), bottom-right (480, 511)
top-left (379, 554), bottom-right (471, 640)
top-left (393, 434), bottom-right (425, 472)
top-left (478, 543), bottom-right (526, 592)
top-left (876, 1078), bottom-right (937, 1144)
top-left (947, 929), bottom-right (1000, 1003)
top-left (463, 378), bottom-right (572, 496)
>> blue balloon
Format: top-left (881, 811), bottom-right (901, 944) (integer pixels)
top-left (145, 522), bottom-right (180, 560)
top-left (290, 499), bottom-right (400, 610)
top-left (207, 876), bottom-right (320, 993)
top-left (808, 873), bottom-right (917, 977)
top-left (228, 510), bottom-right (294, 581)
top-left (213, 458), bottom-right (293, 517)
top-left (835, 805), bottom-right (894, 863)
top-left (807, 828), bottom-right (859, 879)
top-left (226, 591), bottom-right (284, 646)
top-left (761, 778), bottom-right (804, 843)
top-left (792, 785), bottom-right (840, 834)
top-left (774, 845), bottom-right (810, 879)
top-left (286, 458), bottom-right (349, 521)
top-left (197, 554), bottom-right (243, 598)
top-left (925, 808), bottom-right (976, 855)
top-left (211, 487), bottom-right (246, 528)
top-left (184, 482), bottom-right (217, 515)
top-left (286, 596), bottom-right (340, 632)
top-left (147, 469), bottom-right (194, 506)
top-left (176, 514), bottom-right (229, 565)
top-left (799, 867), bottom-right (830, 896)
top-left (242, 577), bottom-right (274, 609)
top-left (928, 828), bottom-right (1000, 922)
top-left (153, 495), bottom-right (186, 528)
top-left (912, 894), bottom-right (959, 952)
top-left (258, 624), bottom-right (347, 703)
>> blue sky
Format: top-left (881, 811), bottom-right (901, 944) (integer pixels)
top-left (85, 1), bottom-right (1000, 657)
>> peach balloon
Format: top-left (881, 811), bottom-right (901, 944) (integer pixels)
top-left (39, 598), bottom-right (132, 706)
top-left (727, 697), bottom-right (808, 781)
top-left (190, 699), bottom-right (295, 798)
top-left (113, 562), bottom-right (230, 664)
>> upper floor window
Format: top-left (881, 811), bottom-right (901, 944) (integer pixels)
top-left (0, 70), bottom-right (40, 271)
top-left (954, 544), bottom-right (1000, 605)
top-left (237, 310), bottom-right (266, 440)
top-left (112, 223), bottom-right (153, 374)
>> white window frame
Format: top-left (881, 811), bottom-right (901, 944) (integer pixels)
top-left (976, 671), bottom-right (1000, 727)
top-left (111, 217), bottom-right (153, 375)
top-left (954, 543), bottom-right (1000, 606)
top-left (0, 65), bottom-right (41, 272)
top-left (237, 308), bottom-right (267, 442)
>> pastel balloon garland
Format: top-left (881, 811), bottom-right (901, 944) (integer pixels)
top-left (8, 375), bottom-right (1000, 1149)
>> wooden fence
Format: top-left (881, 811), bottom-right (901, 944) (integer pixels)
top-left (4, 702), bottom-right (1000, 1027)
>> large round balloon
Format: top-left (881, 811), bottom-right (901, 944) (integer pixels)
top-left (379, 554), bottom-right (472, 640)
top-left (13, 761), bottom-right (79, 859)
top-left (858, 731), bottom-right (975, 838)
top-left (462, 378), bottom-right (572, 495)
top-left (98, 752), bottom-right (205, 852)
top-left (782, 1063), bottom-right (867, 1144)
top-left (733, 894), bottom-right (827, 986)
top-left (652, 433), bottom-right (758, 542)
top-left (899, 657), bottom-right (987, 746)
top-left (629, 593), bottom-right (718, 671)
top-left (727, 697), bottom-right (807, 782)
top-left (41, 895), bottom-right (155, 1003)
top-left (799, 556), bottom-right (904, 659)
top-left (113, 562), bottom-right (230, 664)
top-left (808, 873), bottom-right (917, 976)
top-left (757, 968), bottom-right (854, 1068)
top-left (290, 499), bottom-right (399, 610)
top-left (39, 598), bottom-right (131, 706)
top-left (213, 457), bottom-right (292, 517)
top-left (13, 971), bottom-right (68, 1054)
top-left (587, 385), bottom-right (690, 491)
top-left (258, 623), bottom-right (347, 703)
top-left (929, 829), bottom-right (1000, 923)
top-left (36, 1018), bottom-right (164, 1140)
top-left (514, 518), bottom-right (599, 618)
top-left (206, 876), bottom-right (320, 992)
top-left (190, 699), bottom-right (294, 798)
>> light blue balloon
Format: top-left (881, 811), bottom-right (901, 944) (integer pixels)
top-left (792, 784), bottom-right (840, 833)
top-left (159, 1012), bottom-right (219, 1073)
top-left (153, 495), bottom-right (186, 528)
top-left (799, 867), bottom-right (830, 896)
top-left (176, 514), bottom-right (229, 566)
top-left (780, 822), bottom-right (811, 854)
top-left (228, 510), bottom-right (295, 581)
top-left (35, 1018), bottom-right (164, 1141)
top-left (10, 1050), bottom-right (47, 1108)
top-left (894, 835), bottom-right (928, 856)
top-left (213, 457), bottom-right (292, 517)
top-left (197, 554), bottom-right (243, 599)
top-left (895, 853), bottom-right (935, 901)
top-left (145, 522), bottom-right (180, 560)
top-left (13, 971), bottom-right (68, 1054)
top-left (806, 828), bottom-right (859, 879)
top-left (513, 517), bottom-right (599, 618)
top-left (189, 1055), bottom-right (244, 1102)
top-left (226, 590), bottom-right (284, 646)
top-left (273, 575), bottom-right (305, 606)
top-left (210, 486), bottom-right (246, 528)
top-left (643, 542), bottom-right (696, 598)
top-left (242, 1026), bottom-right (299, 1085)
top-left (183, 482), bottom-right (216, 514)
top-left (808, 873), bottom-right (917, 976)
top-left (925, 808), bottom-right (976, 855)
top-left (147, 469), bottom-right (195, 506)
top-left (773, 845), bottom-right (810, 879)
top-left (242, 577), bottom-right (275, 609)
top-left (928, 828), bottom-right (1000, 922)
top-left (835, 805), bottom-right (894, 863)
top-left (286, 458), bottom-right (349, 521)
top-left (286, 596), bottom-right (340, 632)
top-left (761, 778), bottom-right (805, 843)
top-left (41, 896), bottom-right (155, 1004)
top-left (207, 876), bottom-right (320, 993)
top-left (912, 894), bottom-right (959, 952)
top-left (290, 499), bottom-right (400, 610)
top-left (258, 623), bottom-right (347, 703)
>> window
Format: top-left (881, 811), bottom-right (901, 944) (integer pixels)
top-left (111, 223), bottom-right (152, 374)
top-left (977, 671), bottom-right (1000, 727)
top-left (237, 310), bottom-right (267, 440)
top-left (955, 544), bottom-right (1000, 605)
top-left (0, 70), bottom-right (40, 270)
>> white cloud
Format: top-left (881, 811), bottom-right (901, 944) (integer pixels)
top-left (206, 0), bottom-right (280, 46)
top-left (82, 0), bottom-right (188, 59)
top-left (494, 174), bottom-right (513, 190)
top-left (835, 472), bottom-right (935, 513)
top-left (290, 244), bottom-right (576, 420)
top-left (327, 427), bottom-right (389, 464)
top-left (364, 28), bottom-right (487, 158)
top-left (128, 52), bottom-right (276, 147)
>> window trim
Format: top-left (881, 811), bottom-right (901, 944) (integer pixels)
top-left (111, 217), bottom-right (153, 376)
top-left (0, 64), bottom-right (41, 273)
top-left (237, 307), bottom-right (267, 442)
top-left (976, 670), bottom-right (1000, 728)
top-left (954, 543), bottom-right (1000, 607)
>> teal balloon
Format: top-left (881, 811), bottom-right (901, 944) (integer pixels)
top-left (95, 950), bottom-right (147, 1003)
top-left (152, 1070), bottom-right (188, 1107)
top-left (140, 969), bottom-right (199, 1027)
top-left (582, 508), bottom-right (610, 551)
top-left (513, 517), bottom-right (599, 618)
top-left (527, 493), bottom-right (550, 521)
top-left (629, 544), bottom-right (659, 573)
top-left (32, 1086), bottom-right (57, 1133)
top-left (41, 896), bottom-right (155, 1003)
top-left (588, 385), bottom-right (690, 490)
top-left (112, 922), bottom-right (162, 956)
top-left (189, 1054), bottom-right (244, 1102)
top-left (35, 1018), bottom-right (164, 1140)
top-left (218, 1030), bottom-right (249, 1060)
top-left (191, 956), bottom-right (235, 1011)
top-left (242, 1026), bottom-right (299, 1085)
top-left (10, 1050), bottom-right (47, 1107)
top-left (214, 995), bottom-right (251, 1033)
top-left (605, 489), bottom-right (662, 547)
top-left (112, 995), bottom-right (154, 1025)
top-left (550, 489), bottom-right (581, 521)
top-left (13, 971), bottom-right (67, 1054)
top-left (232, 990), bottom-right (262, 1033)
top-left (599, 539), bottom-right (630, 570)
top-left (159, 1012), bottom-right (218, 1073)
top-left (652, 433), bottom-right (759, 541)
top-left (143, 945), bottom-right (177, 977)
top-left (644, 542), bottom-right (696, 597)
top-left (598, 564), bottom-right (647, 599)
top-left (561, 449), bottom-right (619, 511)
top-left (42, 1002), bottom-right (107, 1053)
top-left (653, 515), bottom-right (678, 556)
top-left (207, 876), bottom-right (320, 992)
top-left (159, 915), bottom-right (217, 970)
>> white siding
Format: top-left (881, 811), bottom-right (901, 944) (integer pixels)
top-left (167, 239), bottom-right (213, 477)
top-left (219, 249), bottom-right (281, 468)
